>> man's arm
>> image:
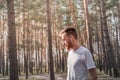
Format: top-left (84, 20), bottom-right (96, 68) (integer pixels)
top-left (89, 68), bottom-right (98, 80)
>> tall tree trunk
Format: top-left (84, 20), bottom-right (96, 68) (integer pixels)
top-left (17, 25), bottom-right (20, 75)
top-left (30, 21), bottom-right (34, 74)
top-left (0, 15), bottom-right (2, 74)
top-left (0, 43), bottom-right (2, 74)
top-left (40, 26), bottom-right (43, 73)
top-left (46, 0), bottom-right (55, 80)
top-left (5, 54), bottom-right (9, 75)
top-left (35, 29), bottom-right (38, 74)
top-left (29, 21), bottom-right (33, 75)
top-left (98, 0), bottom-right (107, 73)
top-left (25, 12), bottom-right (30, 79)
top-left (83, 0), bottom-right (94, 57)
top-left (117, 0), bottom-right (120, 19)
top-left (6, 0), bottom-right (18, 80)
top-left (22, 0), bottom-right (26, 74)
top-left (37, 30), bottom-right (40, 74)
top-left (2, 40), bottom-right (5, 76)
top-left (2, 9), bottom-right (5, 76)
top-left (116, 0), bottom-right (120, 73)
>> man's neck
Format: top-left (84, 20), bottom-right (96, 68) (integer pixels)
top-left (72, 41), bottom-right (80, 51)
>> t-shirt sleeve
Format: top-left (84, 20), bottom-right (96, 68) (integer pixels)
top-left (85, 49), bottom-right (96, 70)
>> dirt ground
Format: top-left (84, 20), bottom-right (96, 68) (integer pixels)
top-left (0, 73), bottom-right (120, 80)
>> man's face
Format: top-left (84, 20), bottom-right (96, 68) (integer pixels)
top-left (61, 33), bottom-right (73, 50)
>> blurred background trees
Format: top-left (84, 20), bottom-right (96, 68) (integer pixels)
top-left (0, 0), bottom-right (120, 79)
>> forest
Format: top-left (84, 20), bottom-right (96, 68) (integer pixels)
top-left (0, 0), bottom-right (120, 80)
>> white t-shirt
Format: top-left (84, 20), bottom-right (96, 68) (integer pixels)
top-left (67, 46), bottom-right (96, 80)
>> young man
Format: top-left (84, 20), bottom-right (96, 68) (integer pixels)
top-left (60, 27), bottom-right (97, 80)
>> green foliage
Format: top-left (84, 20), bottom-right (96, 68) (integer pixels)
top-left (105, 0), bottom-right (118, 10)
top-left (0, 4), bottom-right (4, 9)
top-left (0, 0), bottom-right (6, 9)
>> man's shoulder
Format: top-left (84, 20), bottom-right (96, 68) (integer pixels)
top-left (77, 46), bottom-right (91, 55)
top-left (79, 46), bottom-right (89, 52)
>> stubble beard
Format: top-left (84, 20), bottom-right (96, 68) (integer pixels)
top-left (66, 40), bottom-right (73, 50)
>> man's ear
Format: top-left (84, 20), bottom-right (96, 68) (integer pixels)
top-left (70, 35), bottom-right (73, 40)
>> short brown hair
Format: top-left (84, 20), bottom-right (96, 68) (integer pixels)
top-left (61, 27), bottom-right (78, 39)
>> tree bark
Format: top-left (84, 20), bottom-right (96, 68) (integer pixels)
top-left (6, 0), bottom-right (19, 80)
top-left (83, 0), bottom-right (94, 57)
top-left (46, 0), bottom-right (55, 79)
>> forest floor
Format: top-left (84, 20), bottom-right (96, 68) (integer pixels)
top-left (0, 72), bottom-right (120, 80)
